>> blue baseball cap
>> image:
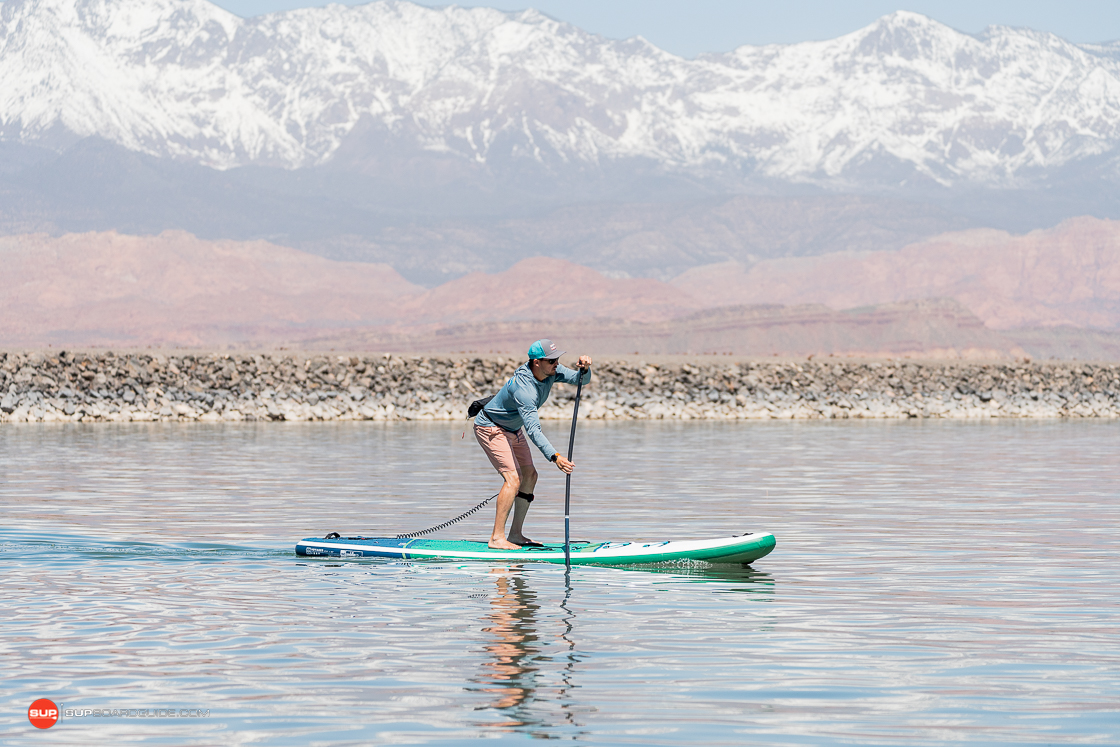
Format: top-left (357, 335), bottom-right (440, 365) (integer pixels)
top-left (528, 339), bottom-right (565, 360)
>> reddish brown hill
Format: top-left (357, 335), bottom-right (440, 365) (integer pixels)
top-left (0, 233), bottom-right (699, 347)
top-left (309, 298), bottom-right (1022, 359)
top-left (4, 224), bottom-right (1119, 359)
top-left (0, 230), bottom-right (422, 346)
top-left (672, 216), bottom-right (1120, 330)
top-left (396, 256), bottom-right (701, 325)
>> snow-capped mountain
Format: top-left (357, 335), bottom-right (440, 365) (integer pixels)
top-left (4, 0), bottom-right (1120, 189)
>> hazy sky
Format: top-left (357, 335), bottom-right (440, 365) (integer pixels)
top-left (209, 0), bottom-right (1120, 57)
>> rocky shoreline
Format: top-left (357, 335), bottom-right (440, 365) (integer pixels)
top-left (2, 351), bottom-right (1118, 423)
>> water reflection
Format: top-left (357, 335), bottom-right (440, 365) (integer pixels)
top-left (476, 570), bottom-right (540, 720)
top-left (471, 563), bottom-right (774, 737)
top-left (3, 421), bottom-right (1118, 746)
top-left (472, 568), bottom-right (581, 735)
top-left (616, 562), bottom-right (777, 589)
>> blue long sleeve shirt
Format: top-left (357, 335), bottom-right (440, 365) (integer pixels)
top-left (474, 362), bottom-right (592, 459)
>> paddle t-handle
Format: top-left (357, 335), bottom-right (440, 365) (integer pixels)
top-left (564, 366), bottom-right (586, 569)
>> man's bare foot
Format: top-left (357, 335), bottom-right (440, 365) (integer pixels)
top-left (488, 538), bottom-right (521, 550)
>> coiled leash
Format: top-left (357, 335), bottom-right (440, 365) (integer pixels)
top-left (395, 492), bottom-right (500, 539)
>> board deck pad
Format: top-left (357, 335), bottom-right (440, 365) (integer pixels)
top-left (295, 532), bottom-right (775, 565)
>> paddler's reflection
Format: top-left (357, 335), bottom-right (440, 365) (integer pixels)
top-left (476, 570), bottom-right (540, 720)
top-left (470, 564), bottom-right (772, 733)
top-left (472, 568), bottom-right (579, 731)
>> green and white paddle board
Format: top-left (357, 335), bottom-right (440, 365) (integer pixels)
top-left (295, 532), bottom-right (775, 565)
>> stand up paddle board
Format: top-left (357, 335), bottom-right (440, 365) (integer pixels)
top-left (295, 532), bottom-right (775, 565)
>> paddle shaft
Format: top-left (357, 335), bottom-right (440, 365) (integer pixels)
top-left (564, 369), bottom-right (586, 569)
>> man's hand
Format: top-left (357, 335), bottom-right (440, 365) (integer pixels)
top-left (555, 455), bottom-right (574, 474)
top-left (576, 355), bottom-right (592, 370)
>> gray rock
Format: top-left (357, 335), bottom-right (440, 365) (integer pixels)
top-left (1, 351), bottom-right (1118, 422)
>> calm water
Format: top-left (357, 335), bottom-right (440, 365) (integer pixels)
top-left (1, 420), bottom-right (1117, 746)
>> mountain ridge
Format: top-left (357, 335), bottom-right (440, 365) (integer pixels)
top-left (4, 0), bottom-right (1120, 190)
top-left (4, 219), bottom-right (1120, 359)
top-left (672, 216), bottom-right (1120, 331)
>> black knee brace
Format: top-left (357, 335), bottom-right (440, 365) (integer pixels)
top-left (516, 491), bottom-right (535, 503)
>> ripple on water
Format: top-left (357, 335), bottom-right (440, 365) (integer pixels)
top-left (1, 420), bottom-right (1117, 745)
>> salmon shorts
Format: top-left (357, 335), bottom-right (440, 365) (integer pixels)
top-left (475, 425), bottom-right (534, 474)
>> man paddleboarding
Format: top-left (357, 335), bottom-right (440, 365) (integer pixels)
top-left (474, 339), bottom-right (592, 550)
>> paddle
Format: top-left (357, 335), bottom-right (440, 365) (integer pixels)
top-left (564, 365), bottom-right (586, 569)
